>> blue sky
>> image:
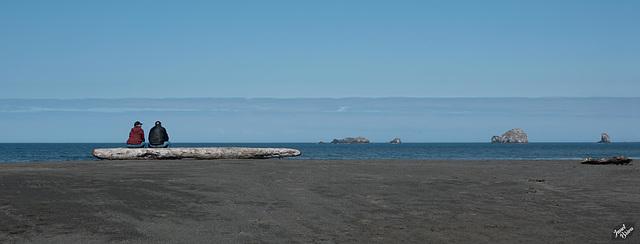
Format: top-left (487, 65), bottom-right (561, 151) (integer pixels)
top-left (1, 0), bottom-right (638, 98)
top-left (1, 1), bottom-right (638, 143)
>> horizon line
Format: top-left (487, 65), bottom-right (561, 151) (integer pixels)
top-left (2, 96), bottom-right (640, 100)
top-left (1, 141), bottom-right (638, 144)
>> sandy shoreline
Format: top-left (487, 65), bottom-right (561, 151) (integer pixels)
top-left (1, 159), bottom-right (638, 243)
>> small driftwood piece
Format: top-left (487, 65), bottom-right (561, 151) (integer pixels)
top-left (581, 156), bottom-right (633, 165)
top-left (93, 147), bottom-right (302, 160)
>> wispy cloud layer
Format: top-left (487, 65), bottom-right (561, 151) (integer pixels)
top-left (2, 97), bottom-right (638, 116)
top-left (1, 98), bottom-right (638, 142)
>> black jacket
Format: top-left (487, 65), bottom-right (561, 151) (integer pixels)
top-left (149, 125), bottom-right (169, 145)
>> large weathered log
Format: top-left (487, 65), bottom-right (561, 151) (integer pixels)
top-left (581, 156), bottom-right (632, 165)
top-left (92, 147), bottom-right (302, 160)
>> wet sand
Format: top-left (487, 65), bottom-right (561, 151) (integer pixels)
top-left (0, 159), bottom-right (638, 243)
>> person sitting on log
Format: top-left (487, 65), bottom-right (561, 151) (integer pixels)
top-left (148, 121), bottom-right (171, 148)
top-left (126, 121), bottom-right (147, 148)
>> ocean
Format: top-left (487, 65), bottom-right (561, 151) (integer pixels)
top-left (0, 142), bottom-right (639, 162)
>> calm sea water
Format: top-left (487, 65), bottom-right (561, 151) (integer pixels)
top-left (0, 143), bottom-right (639, 162)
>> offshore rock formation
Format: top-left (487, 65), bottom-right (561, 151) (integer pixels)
top-left (93, 147), bottom-right (302, 160)
top-left (331, 137), bottom-right (371, 144)
top-left (597, 133), bottom-right (611, 144)
top-left (388, 137), bottom-right (402, 144)
top-left (491, 129), bottom-right (529, 144)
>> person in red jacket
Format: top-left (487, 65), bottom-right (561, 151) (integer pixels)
top-left (126, 121), bottom-right (147, 148)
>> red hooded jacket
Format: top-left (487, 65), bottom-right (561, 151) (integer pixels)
top-left (126, 127), bottom-right (145, 145)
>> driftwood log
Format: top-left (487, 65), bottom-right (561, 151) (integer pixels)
top-left (92, 147), bottom-right (302, 160)
top-left (581, 156), bottom-right (633, 165)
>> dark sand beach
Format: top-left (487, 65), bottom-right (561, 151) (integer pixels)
top-left (1, 159), bottom-right (638, 243)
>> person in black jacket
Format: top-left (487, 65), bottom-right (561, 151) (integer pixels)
top-left (148, 121), bottom-right (171, 148)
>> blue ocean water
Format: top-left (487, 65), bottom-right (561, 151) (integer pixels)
top-left (0, 143), bottom-right (639, 162)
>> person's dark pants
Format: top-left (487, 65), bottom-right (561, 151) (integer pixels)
top-left (149, 141), bottom-right (171, 148)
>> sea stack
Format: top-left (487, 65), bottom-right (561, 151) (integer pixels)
top-left (597, 133), bottom-right (611, 144)
top-left (491, 129), bottom-right (529, 144)
top-left (330, 137), bottom-right (371, 144)
top-left (388, 137), bottom-right (402, 144)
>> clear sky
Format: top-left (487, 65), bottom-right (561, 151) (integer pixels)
top-left (1, 0), bottom-right (638, 99)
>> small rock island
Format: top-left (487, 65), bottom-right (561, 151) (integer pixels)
top-left (388, 137), bottom-right (402, 144)
top-left (597, 133), bottom-right (611, 144)
top-left (491, 128), bottom-right (529, 144)
top-left (331, 137), bottom-right (371, 144)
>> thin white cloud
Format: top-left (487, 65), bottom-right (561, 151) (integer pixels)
top-left (335, 107), bottom-right (348, 112)
top-left (0, 107), bottom-right (239, 113)
top-left (1, 98), bottom-right (638, 117)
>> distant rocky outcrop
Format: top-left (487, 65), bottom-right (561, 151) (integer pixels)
top-left (331, 137), bottom-right (371, 144)
top-left (491, 129), bottom-right (529, 144)
top-left (388, 137), bottom-right (402, 144)
top-left (597, 133), bottom-right (611, 144)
